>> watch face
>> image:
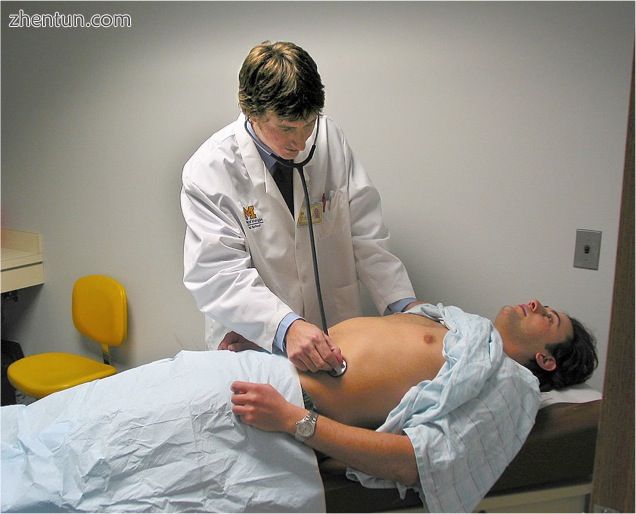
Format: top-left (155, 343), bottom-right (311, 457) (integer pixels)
top-left (295, 412), bottom-right (317, 441)
top-left (298, 421), bottom-right (314, 438)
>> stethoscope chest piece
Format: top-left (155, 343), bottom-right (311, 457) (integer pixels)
top-left (327, 359), bottom-right (347, 377)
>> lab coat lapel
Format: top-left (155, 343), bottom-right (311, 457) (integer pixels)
top-left (235, 114), bottom-right (295, 227)
top-left (236, 114), bottom-right (266, 188)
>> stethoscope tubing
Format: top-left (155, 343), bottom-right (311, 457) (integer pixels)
top-left (244, 117), bottom-right (327, 334)
top-left (244, 117), bottom-right (347, 377)
top-left (296, 167), bottom-right (328, 335)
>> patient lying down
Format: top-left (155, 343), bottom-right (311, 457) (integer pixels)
top-left (233, 300), bottom-right (597, 505)
top-left (1, 300), bottom-right (597, 513)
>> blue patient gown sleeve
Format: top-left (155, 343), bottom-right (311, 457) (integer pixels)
top-left (1, 351), bottom-right (325, 513)
top-left (346, 303), bottom-right (541, 513)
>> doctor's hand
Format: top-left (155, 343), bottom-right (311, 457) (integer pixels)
top-left (404, 300), bottom-right (425, 311)
top-left (285, 320), bottom-right (344, 373)
top-left (218, 331), bottom-right (261, 352)
top-left (231, 381), bottom-right (303, 434)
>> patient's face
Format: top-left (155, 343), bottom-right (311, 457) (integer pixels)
top-left (495, 299), bottom-right (573, 363)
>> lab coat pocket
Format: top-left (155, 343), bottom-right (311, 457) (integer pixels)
top-left (315, 190), bottom-right (346, 241)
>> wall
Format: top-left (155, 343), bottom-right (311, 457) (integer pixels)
top-left (1, 1), bottom-right (633, 391)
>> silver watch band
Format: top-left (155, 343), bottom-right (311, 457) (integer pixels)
top-left (294, 410), bottom-right (318, 442)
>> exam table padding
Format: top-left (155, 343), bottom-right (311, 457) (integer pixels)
top-left (321, 400), bottom-right (601, 512)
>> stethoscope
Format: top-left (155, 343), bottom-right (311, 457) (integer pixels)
top-left (245, 116), bottom-right (347, 377)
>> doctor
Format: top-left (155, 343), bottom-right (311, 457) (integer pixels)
top-left (181, 41), bottom-right (420, 373)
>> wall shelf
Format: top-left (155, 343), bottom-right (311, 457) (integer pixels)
top-left (1, 229), bottom-right (44, 293)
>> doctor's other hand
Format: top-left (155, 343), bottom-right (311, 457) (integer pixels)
top-left (404, 300), bottom-right (425, 311)
top-left (218, 331), bottom-right (261, 352)
top-left (231, 381), bottom-right (303, 434)
top-left (285, 320), bottom-right (344, 373)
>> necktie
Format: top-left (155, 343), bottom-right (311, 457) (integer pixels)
top-left (271, 161), bottom-right (294, 214)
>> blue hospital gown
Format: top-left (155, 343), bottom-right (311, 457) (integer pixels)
top-left (347, 303), bottom-right (541, 513)
top-left (1, 351), bottom-right (325, 512)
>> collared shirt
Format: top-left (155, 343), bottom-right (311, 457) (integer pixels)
top-left (246, 120), bottom-right (415, 354)
top-left (245, 119), bottom-right (278, 172)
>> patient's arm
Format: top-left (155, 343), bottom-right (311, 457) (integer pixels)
top-left (300, 408), bottom-right (418, 486)
top-left (230, 381), bottom-right (419, 486)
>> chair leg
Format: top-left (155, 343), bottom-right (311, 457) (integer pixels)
top-left (101, 344), bottom-right (112, 365)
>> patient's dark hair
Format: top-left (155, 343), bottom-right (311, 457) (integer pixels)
top-left (527, 317), bottom-right (598, 392)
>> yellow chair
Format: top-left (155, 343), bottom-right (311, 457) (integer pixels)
top-left (8, 274), bottom-right (127, 399)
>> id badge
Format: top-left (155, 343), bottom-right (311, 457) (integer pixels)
top-left (298, 202), bottom-right (323, 226)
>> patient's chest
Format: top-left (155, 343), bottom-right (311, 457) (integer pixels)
top-left (299, 314), bottom-right (447, 427)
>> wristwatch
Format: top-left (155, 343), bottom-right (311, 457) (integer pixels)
top-left (294, 410), bottom-right (318, 442)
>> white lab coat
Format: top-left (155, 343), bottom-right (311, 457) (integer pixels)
top-left (181, 113), bottom-right (415, 351)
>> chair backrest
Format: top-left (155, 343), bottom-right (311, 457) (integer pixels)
top-left (72, 275), bottom-right (127, 347)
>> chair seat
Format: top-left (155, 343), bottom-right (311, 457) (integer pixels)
top-left (7, 352), bottom-right (116, 399)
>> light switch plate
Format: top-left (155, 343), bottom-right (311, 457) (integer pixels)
top-left (574, 229), bottom-right (602, 270)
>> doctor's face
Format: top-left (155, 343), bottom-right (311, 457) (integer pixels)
top-left (251, 111), bottom-right (317, 160)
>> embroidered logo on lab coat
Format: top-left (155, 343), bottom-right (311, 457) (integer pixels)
top-left (243, 205), bottom-right (263, 230)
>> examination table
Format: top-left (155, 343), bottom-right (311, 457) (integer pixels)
top-left (320, 399), bottom-right (601, 512)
